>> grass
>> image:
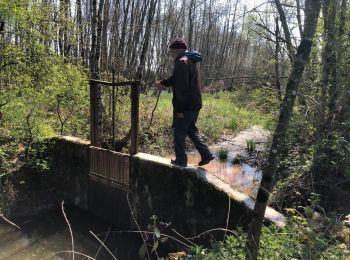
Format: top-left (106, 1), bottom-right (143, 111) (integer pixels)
top-left (107, 89), bottom-right (277, 155)
top-left (217, 148), bottom-right (228, 161)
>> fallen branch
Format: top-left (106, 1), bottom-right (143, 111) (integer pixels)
top-left (61, 201), bottom-right (74, 260)
top-left (90, 230), bottom-right (117, 260)
top-left (0, 213), bottom-right (21, 230)
top-left (94, 226), bottom-right (111, 258)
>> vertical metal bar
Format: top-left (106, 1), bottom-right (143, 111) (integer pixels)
top-left (117, 153), bottom-right (120, 182)
top-left (101, 149), bottom-right (104, 177)
top-left (89, 147), bottom-right (91, 174)
top-left (92, 148), bottom-right (95, 174)
top-left (112, 71), bottom-right (116, 150)
top-left (90, 81), bottom-right (96, 146)
top-left (104, 150), bottom-right (107, 178)
top-left (124, 156), bottom-right (129, 184)
top-left (113, 153), bottom-right (118, 181)
top-left (107, 150), bottom-right (110, 179)
top-left (130, 82), bottom-right (140, 155)
top-left (121, 155), bottom-right (125, 183)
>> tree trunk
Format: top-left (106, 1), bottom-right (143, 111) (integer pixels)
top-left (187, 0), bottom-right (194, 49)
top-left (108, 0), bottom-right (121, 69)
top-left (118, 0), bottom-right (131, 72)
top-left (76, 0), bottom-right (84, 61)
top-left (136, 0), bottom-right (157, 80)
top-left (311, 0), bottom-right (337, 182)
top-left (274, 0), bottom-right (295, 63)
top-left (245, 1), bottom-right (322, 259)
top-left (90, 0), bottom-right (105, 146)
top-left (130, 0), bottom-right (149, 72)
top-left (275, 17), bottom-right (281, 100)
top-left (100, 0), bottom-right (110, 72)
top-left (338, 0), bottom-right (350, 175)
top-left (296, 0), bottom-right (303, 37)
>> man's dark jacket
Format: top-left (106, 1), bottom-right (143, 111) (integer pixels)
top-left (161, 51), bottom-right (203, 113)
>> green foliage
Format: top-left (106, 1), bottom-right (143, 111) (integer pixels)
top-left (272, 111), bottom-right (315, 209)
top-left (191, 209), bottom-right (349, 259)
top-left (246, 139), bottom-right (256, 155)
top-left (24, 139), bottom-right (54, 174)
top-left (217, 148), bottom-right (228, 161)
top-left (0, 0), bottom-right (89, 157)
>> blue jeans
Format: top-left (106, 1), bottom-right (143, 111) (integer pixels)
top-left (172, 111), bottom-right (212, 165)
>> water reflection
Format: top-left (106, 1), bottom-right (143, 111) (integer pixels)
top-left (0, 207), bottom-right (141, 260)
top-left (187, 154), bottom-right (262, 198)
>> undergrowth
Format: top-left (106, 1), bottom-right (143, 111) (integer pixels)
top-left (189, 201), bottom-right (350, 259)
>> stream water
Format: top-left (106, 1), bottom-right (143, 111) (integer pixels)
top-left (172, 126), bottom-right (269, 198)
top-left (187, 155), bottom-right (262, 197)
top-left (0, 207), bottom-right (142, 260)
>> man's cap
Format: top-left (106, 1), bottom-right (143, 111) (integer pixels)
top-left (169, 37), bottom-right (188, 49)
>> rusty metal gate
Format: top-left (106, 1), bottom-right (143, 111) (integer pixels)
top-left (89, 146), bottom-right (130, 187)
top-left (88, 77), bottom-right (140, 225)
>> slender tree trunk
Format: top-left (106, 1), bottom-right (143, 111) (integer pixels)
top-left (296, 0), bottom-right (303, 37)
top-left (118, 0), bottom-right (131, 72)
top-left (230, 8), bottom-right (246, 91)
top-left (100, 0), bottom-right (110, 72)
top-left (130, 0), bottom-right (149, 72)
top-left (109, 0), bottom-right (120, 69)
top-left (325, 0), bottom-right (337, 117)
top-left (125, 0), bottom-right (136, 74)
top-left (76, 0), bottom-right (84, 60)
top-left (90, 0), bottom-right (105, 146)
top-left (90, 0), bottom-right (98, 78)
top-left (246, 1), bottom-right (322, 259)
top-left (136, 0), bottom-right (157, 80)
top-left (187, 0), bottom-right (194, 49)
top-left (274, 0), bottom-right (295, 63)
top-left (338, 0), bottom-right (350, 175)
top-left (312, 0), bottom-right (337, 182)
top-left (275, 17), bottom-right (281, 100)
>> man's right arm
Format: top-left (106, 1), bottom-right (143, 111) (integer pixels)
top-left (160, 76), bottom-right (174, 87)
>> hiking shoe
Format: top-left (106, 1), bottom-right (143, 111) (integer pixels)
top-left (170, 159), bottom-right (187, 167)
top-left (198, 155), bottom-right (215, 166)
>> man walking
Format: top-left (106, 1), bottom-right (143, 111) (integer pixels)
top-left (156, 37), bottom-right (214, 167)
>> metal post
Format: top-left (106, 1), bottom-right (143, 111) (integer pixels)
top-left (130, 81), bottom-right (140, 155)
top-left (90, 80), bottom-right (97, 146)
top-left (112, 70), bottom-right (116, 150)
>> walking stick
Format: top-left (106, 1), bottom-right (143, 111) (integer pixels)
top-left (149, 89), bottom-right (162, 127)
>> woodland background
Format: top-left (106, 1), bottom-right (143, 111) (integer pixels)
top-left (0, 0), bottom-right (350, 258)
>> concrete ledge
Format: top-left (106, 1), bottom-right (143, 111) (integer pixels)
top-left (56, 136), bottom-right (91, 145)
top-left (134, 153), bottom-right (286, 228)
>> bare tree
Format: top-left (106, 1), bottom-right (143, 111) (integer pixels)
top-left (274, 0), bottom-right (295, 63)
top-left (246, 1), bottom-right (322, 259)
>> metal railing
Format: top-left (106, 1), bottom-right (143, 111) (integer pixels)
top-left (89, 146), bottom-right (129, 186)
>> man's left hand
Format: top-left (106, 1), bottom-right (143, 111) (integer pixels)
top-left (155, 80), bottom-right (166, 91)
